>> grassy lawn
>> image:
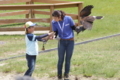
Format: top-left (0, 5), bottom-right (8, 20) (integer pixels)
top-left (0, 0), bottom-right (120, 79)
top-left (0, 36), bottom-right (120, 79)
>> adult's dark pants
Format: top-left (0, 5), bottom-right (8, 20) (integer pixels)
top-left (24, 54), bottom-right (36, 76)
top-left (57, 40), bottom-right (74, 75)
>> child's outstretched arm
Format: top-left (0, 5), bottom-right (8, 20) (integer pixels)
top-left (27, 32), bottom-right (54, 41)
top-left (35, 34), bottom-right (48, 41)
top-left (36, 32), bottom-right (54, 41)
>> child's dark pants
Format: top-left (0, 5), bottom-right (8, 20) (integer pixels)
top-left (24, 54), bottom-right (36, 76)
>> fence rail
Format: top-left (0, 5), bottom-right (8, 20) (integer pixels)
top-left (0, 0), bottom-right (83, 32)
top-left (0, 27), bottom-right (50, 31)
top-left (0, 10), bottom-right (30, 17)
top-left (0, 0), bottom-right (31, 5)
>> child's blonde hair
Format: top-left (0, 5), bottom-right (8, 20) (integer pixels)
top-left (25, 28), bottom-right (29, 34)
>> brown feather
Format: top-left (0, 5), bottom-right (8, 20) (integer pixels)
top-left (80, 5), bottom-right (94, 18)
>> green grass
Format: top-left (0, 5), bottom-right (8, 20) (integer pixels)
top-left (0, 35), bottom-right (25, 58)
top-left (0, 0), bottom-right (120, 79)
top-left (0, 35), bottom-right (58, 58)
top-left (1, 36), bottom-right (120, 79)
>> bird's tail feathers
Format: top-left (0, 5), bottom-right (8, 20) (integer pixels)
top-left (93, 16), bottom-right (104, 19)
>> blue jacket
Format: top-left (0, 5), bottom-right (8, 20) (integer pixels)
top-left (52, 16), bottom-right (75, 39)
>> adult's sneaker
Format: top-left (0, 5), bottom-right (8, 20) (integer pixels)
top-left (58, 74), bottom-right (62, 80)
top-left (64, 74), bottom-right (69, 80)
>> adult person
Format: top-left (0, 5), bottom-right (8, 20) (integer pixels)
top-left (52, 10), bottom-right (77, 80)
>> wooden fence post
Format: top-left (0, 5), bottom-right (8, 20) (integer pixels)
top-left (78, 3), bottom-right (83, 26)
top-left (30, 0), bottom-right (35, 18)
top-left (26, 2), bottom-right (30, 18)
top-left (50, 6), bottom-right (54, 32)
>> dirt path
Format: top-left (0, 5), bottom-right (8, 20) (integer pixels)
top-left (0, 73), bottom-right (119, 80)
top-left (0, 41), bottom-right (6, 44)
top-left (0, 31), bottom-right (49, 35)
top-left (0, 73), bottom-right (15, 80)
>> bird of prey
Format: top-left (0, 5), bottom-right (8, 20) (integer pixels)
top-left (75, 5), bottom-right (104, 34)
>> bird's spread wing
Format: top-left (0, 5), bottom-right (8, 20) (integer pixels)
top-left (75, 5), bottom-right (103, 35)
top-left (80, 5), bottom-right (94, 18)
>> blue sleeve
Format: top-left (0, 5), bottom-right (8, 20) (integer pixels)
top-left (27, 34), bottom-right (34, 41)
top-left (52, 22), bottom-right (58, 37)
top-left (27, 34), bottom-right (48, 41)
top-left (35, 34), bottom-right (48, 41)
top-left (69, 16), bottom-right (75, 26)
top-left (52, 22), bottom-right (57, 32)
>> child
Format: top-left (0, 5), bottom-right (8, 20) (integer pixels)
top-left (24, 21), bottom-right (53, 76)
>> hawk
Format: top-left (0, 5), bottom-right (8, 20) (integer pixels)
top-left (75, 5), bottom-right (104, 34)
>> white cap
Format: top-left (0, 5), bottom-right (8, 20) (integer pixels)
top-left (24, 21), bottom-right (36, 28)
